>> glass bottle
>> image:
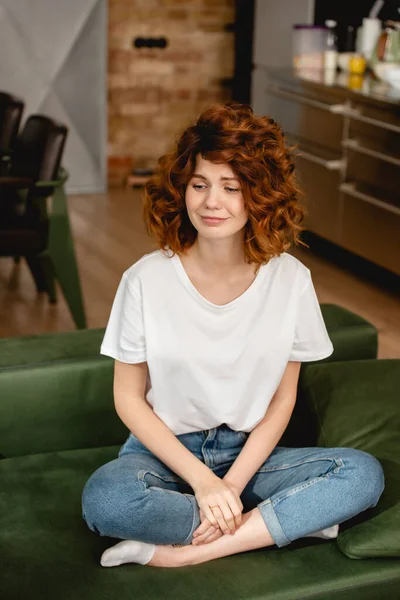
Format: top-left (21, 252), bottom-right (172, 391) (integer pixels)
top-left (324, 19), bottom-right (338, 70)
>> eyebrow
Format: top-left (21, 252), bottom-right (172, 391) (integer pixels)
top-left (192, 173), bottom-right (239, 182)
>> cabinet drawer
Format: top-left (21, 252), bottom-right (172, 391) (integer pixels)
top-left (295, 155), bottom-right (342, 243)
top-left (265, 85), bottom-right (344, 153)
top-left (340, 188), bottom-right (400, 276)
top-left (348, 119), bottom-right (400, 157)
top-left (347, 100), bottom-right (400, 138)
top-left (346, 148), bottom-right (400, 200)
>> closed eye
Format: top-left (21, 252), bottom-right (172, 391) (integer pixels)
top-left (192, 184), bottom-right (240, 193)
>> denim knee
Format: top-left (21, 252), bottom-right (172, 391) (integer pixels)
top-left (81, 466), bottom-right (145, 536)
top-left (345, 448), bottom-right (385, 509)
top-left (81, 470), bottom-right (109, 534)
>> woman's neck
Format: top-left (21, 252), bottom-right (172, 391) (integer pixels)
top-left (184, 237), bottom-right (251, 277)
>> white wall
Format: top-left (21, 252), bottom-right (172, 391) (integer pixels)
top-left (0, 0), bottom-right (107, 194)
top-left (251, 0), bottom-right (314, 115)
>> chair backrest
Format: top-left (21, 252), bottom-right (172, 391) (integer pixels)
top-left (0, 91), bottom-right (24, 153)
top-left (10, 114), bottom-right (68, 181)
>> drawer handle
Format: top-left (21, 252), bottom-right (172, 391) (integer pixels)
top-left (338, 107), bottom-right (400, 134)
top-left (265, 85), bottom-right (347, 114)
top-left (340, 182), bottom-right (400, 216)
top-left (342, 139), bottom-right (400, 167)
top-left (296, 148), bottom-right (345, 170)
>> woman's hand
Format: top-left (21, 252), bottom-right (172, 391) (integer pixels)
top-left (192, 476), bottom-right (244, 536)
top-left (192, 508), bottom-right (224, 545)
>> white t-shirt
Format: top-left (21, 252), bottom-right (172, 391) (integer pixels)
top-left (100, 248), bottom-right (333, 435)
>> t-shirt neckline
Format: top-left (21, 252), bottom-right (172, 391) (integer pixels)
top-left (170, 251), bottom-right (273, 310)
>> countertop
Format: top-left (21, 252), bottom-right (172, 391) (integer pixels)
top-left (260, 66), bottom-right (400, 108)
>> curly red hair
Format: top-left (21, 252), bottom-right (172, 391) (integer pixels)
top-left (143, 101), bottom-right (306, 269)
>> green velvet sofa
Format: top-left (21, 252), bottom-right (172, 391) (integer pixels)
top-left (1, 304), bottom-right (399, 600)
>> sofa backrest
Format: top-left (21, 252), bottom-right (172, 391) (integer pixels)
top-left (0, 327), bottom-right (105, 369)
top-left (0, 353), bottom-right (322, 458)
top-left (0, 356), bottom-right (128, 458)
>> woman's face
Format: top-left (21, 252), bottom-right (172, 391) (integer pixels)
top-left (185, 154), bottom-right (248, 240)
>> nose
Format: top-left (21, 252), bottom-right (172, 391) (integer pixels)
top-left (204, 187), bottom-right (222, 210)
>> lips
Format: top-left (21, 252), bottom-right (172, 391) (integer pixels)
top-left (201, 217), bottom-right (227, 221)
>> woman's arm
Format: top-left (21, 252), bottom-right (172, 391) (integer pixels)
top-left (223, 361), bottom-right (302, 494)
top-left (114, 360), bottom-right (216, 489)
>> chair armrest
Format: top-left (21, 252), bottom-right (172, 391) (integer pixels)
top-left (0, 176), bottom-right (34, 190)
top-left (34, 166), bottom-right (69, 189)
top-left (0, 149), bottom-right (12, 161)
top-left (0, 168), bottom-right (68, 192)
top-left (0, 151), bottom-right (13, 177)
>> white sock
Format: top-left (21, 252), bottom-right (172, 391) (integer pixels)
top-left (304, 524), bottom-right (339, 540)
top-left (100, 540), bottom-right (156, 567)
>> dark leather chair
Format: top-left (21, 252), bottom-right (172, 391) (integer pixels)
top-left (0, 91), bottom-right (24, 175)
top-left (0, 114), bottom-right (86, 329)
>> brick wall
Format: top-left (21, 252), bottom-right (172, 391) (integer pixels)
top-left (108, 0), bottom-right (235, 186)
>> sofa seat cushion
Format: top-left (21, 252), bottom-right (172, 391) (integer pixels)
top-left (1, 446), bottom-right (399, 600)
top-left (301, 359), bottom-right (400, 559)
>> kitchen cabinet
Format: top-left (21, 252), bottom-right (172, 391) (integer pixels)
top-left (263, 68), bottom-right (400, 276)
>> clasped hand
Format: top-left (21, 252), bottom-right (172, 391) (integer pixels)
top-left (192, 476), bottom-right (243, 545)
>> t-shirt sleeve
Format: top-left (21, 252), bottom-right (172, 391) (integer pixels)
top-left (288, 271), bottom-right (334, 362)
top-left (100, 272), bottom-right (147, 363)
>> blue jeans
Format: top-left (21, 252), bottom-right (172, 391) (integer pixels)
top-left (81, 424), bottom-right (384, 548)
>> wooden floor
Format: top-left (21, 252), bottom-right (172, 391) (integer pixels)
top-left (1, 188), bottom-right (399, 358)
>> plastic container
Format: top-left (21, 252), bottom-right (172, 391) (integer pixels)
top-left (293, 25), bottom-right (328, 69)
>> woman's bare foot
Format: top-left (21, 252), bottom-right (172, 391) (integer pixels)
top-left (148, 508), bottom-right (275, 567)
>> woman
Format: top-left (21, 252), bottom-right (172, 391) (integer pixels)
top-left (81, 102), bottom-right (385, 569)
